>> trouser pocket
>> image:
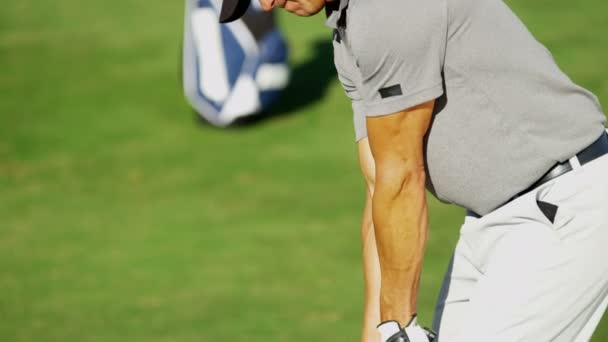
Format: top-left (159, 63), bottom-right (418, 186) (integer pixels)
top-left (534, 179), bottom-right (577, 233)
top-left (536, 200), bottom-right (558, 224)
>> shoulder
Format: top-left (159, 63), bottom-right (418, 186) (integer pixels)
top-left (346, 0), bottom-right (448, 60)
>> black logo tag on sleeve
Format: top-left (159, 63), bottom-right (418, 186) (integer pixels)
top-left (379, 84), bottom-right (403, 99)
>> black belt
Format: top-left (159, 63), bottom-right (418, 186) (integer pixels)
top-left (473, 131), bottom-right (608, 217)
top-left (525, 131), bottom-right (608, 193)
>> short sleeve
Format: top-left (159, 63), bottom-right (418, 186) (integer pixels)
top-left (333, 36), bottom-right (368, 141)
top-left (347, 0), bottom-right (447, 117)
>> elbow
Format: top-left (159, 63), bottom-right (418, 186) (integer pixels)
top-left (375, 160), bottom-right (426, 198)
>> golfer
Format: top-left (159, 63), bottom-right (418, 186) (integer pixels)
top-left (221, 0), bottom-right (608, 340)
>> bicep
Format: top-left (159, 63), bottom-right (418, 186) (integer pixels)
top-left (366, 101), bottom-right (435, 175)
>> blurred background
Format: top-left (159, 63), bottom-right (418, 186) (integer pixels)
top-left (1, 0), bottom-right (606, 341)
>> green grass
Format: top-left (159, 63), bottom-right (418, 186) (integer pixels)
top-left (0, 0), bottom-right (606, 340)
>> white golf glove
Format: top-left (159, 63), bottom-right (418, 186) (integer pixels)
top-left (377, 316), bottom-right (437, 342)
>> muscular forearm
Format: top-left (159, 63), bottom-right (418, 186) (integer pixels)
top-left (372, 169), bottom-right (429, 325)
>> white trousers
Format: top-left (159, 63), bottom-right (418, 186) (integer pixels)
top-left (433, 151), bottom-right (608, 341)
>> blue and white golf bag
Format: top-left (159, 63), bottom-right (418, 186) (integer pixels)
top-left (183, 0), bottom-right (290, 126)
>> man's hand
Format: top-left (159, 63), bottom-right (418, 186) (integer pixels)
top-left (366, 100), bottom-right (435, 325)
top-left (377, 317), bottom-right (437, 342)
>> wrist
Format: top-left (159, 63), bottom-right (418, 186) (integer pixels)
top-left (380, 304), bottom-right (415, 325)
top-left (379, 270), bottom-right (418, 323)
top-left (380, 293), bottom-right (416, 325)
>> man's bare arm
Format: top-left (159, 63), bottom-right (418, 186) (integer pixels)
top-left (357, 138), bottom-right (382, 342)
top-left (366, 100), bottom-right (434, 326)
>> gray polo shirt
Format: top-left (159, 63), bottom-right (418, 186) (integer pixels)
top-left (329, 0), bottom-right (606, 215)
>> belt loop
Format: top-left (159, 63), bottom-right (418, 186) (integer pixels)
top-left (569, 155), bottom-right (582, 171)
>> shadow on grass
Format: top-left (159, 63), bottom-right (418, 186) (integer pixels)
top-left (194, 38), bottom-right (336, 128)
